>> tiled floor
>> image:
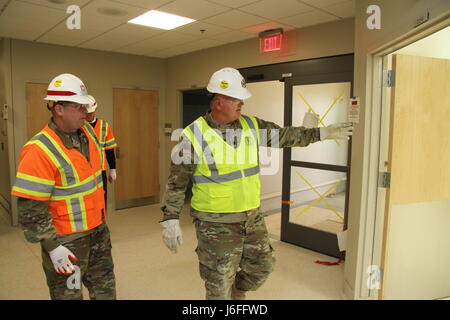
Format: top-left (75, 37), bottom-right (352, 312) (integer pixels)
top-left (0, 204), bottom-right (345, 300)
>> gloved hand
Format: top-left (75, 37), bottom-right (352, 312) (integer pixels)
top-left (108, 169), bottom-right (117, 184)
top-left (48, 245), bottom-right (78, 275)
top-left (320, 122), bottom-right (354, 140)
top-left (160, 219), bottom-right (183, 254)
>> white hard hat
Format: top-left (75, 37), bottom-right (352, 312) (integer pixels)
top-left (206, 67), bottom-right (251, 100)
top-left (86, 95), bottom-right (97, 113)
top-left (44, 73), bottom-right (92, 105)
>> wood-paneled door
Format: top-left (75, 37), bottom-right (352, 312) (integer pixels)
top-left (380, 54), bottom-right (450, 299)
top-left (26, 83), bottom-right (49, 139)
top-left (113, 88), bottom-right (160, 209)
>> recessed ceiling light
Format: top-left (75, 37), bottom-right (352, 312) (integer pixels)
top-left (128, 10), bottom-right (196, 30)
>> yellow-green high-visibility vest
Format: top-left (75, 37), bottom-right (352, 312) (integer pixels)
top-left (182, 115), bottom-right (261, 213)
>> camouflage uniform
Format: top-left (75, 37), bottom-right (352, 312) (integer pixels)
top-left (17, 120), bottom-right (116, 300)
top-left (161, 111), bottom-right (320, 300)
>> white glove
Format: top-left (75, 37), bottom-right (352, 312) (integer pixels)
top-left (49, 245), bottom-right (78, 275)
top-left (320, 122), bottom-right (354, 140)
top-left (108, 169), bottom-right (117, 184)
top-left (160, 219), bottom-right (183, 254)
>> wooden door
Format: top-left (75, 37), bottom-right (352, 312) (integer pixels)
top-left (26, 83), bottom-right (49, 139)
top-left (113, 88), bottom-right (160, 209)
top-left (380, 54), bottom-right (450, 299)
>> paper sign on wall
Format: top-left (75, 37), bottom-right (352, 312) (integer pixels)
top-left (348, 96), bottom-right (360, 123)
top-left (337, 229), bottom-right (348, 252)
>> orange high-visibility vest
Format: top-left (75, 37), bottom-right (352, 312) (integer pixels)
top-left (92, 119), bottom-right (117, 170)
top-left (12, 124), bottom-right (105, 235)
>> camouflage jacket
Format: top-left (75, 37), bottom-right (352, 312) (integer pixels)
top-left (17, 120), bottom-right (95, 252)
top-left (161, 111), bottom-right (320, 223)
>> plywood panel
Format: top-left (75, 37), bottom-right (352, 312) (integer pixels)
top-left (26, 83), bottom-right (49, 139)
top-left (389, 54), bottom-right (450, 205)
top-left (113, 88), bottom-right (159, 202)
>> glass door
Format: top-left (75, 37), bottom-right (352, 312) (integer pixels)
top-left (281, 75), bottom-right (353, 258)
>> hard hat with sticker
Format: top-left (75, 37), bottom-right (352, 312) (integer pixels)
top-left (54, 80), bottom-right (62, 87)
top-left (220, 80), bottom-right (229, 89)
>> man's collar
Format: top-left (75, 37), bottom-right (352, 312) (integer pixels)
top-left (48, 119), bottom-right (82, 149)
top-left (204, 111), bottom-right (239, 129)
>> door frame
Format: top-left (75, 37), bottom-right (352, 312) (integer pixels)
top-left (281, 58), bottom-right (354, 259)
top-left (358, 15), bottom-right (450, 299)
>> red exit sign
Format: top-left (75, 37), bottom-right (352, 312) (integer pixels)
top-left (259, 29), bottom-right (283, 52)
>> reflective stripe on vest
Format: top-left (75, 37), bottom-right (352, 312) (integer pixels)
top-left (185, 115), bottom-right (261, 213)
top-left (189, 115), bottom-right (260, 184)
top-left (14, 173), bottom-right (54, 198)
top-left (20, 125), bottom-right (103, 232)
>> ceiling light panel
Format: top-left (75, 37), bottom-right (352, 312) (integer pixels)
top-left (128, 10), bottom-right (196, 30)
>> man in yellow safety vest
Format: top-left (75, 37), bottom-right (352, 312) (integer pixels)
top-left (160, 67), bottom-right (353, 300)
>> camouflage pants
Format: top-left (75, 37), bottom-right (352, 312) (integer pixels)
top-left (194, 209), bottom-right (275, 300)
top-left (41, 223), bottom-right (116, 300)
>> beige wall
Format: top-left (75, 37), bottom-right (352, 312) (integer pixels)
top-left (346, 0), bottom-right (450, 299)
top-left (6, 39), bottom-right (166, 222)
top-left (164, 17), bottom-right (355, 185)
top-left (0, 39), bottom-right (13, 222)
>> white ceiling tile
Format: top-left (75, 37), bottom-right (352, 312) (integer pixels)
top-left (211, 30), bottom-right (255, 43)
top-left (299, 0), bottom-right (346, 9)
top-left (278, 9), bottom-right (338, 28)
top-left (147, 43), bottom-right (201, 58)
top-left (116, 31), bottom-right (200, 53)
top-left (114, 45), bottom-right (150, 55)
top-left (2, 0), bottom-right (66, 20)
top-left (17, 0), bottom-right (91, 11)
top-left (0, 1), bottom-right (67, 40)
top-left (203, 9), bottom-right (270, 30)
top-left (322, 0), bottom-right (355, 18)
top-left (37, 13), bottom-right (125, 45)
top-left (188, 38), bottom-right (225, 50)
top-left (206, 0), bottom-right (261, 9)
top-left (38, 33), bottom-right (88, 47)
top-left (79, 23), bottom-right (163, 50)
top-left (108, 0), bottom-right (173, 10)
top-left (239, 0), bottom-right (314, 20)
top-left (81, 0), bottom-right (149, 23)
top-left (0, 17), bottom-right (41, 40)
top-left (243, 22), bottom-right (296, 35)
top-left (175, 21), bottom-right (232, 37)
top-left (157, 0), bottom-right (231, 20)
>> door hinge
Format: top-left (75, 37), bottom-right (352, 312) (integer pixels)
top-left (379, 172), bottom-right (391, 188)
top-left (383, 70), bottom-right (395, 87)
